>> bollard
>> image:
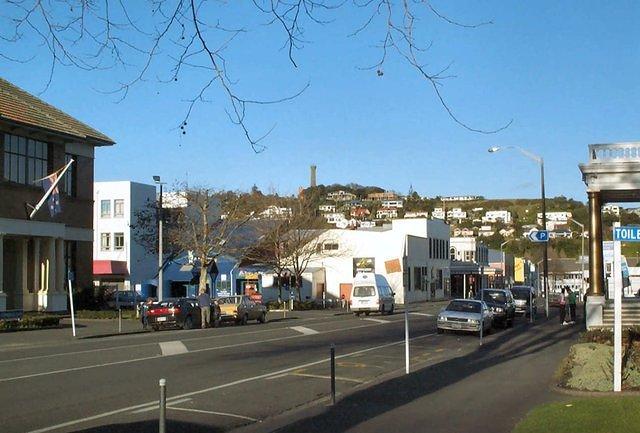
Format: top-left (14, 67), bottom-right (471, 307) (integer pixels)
top-left (159, 378), bottom-right (166, 433)
top-left (330, 344), bottom-right (336, 405)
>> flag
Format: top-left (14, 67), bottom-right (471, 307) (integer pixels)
top-left (41, 172), bottom-right (61, 216)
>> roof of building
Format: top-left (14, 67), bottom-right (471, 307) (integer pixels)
top-left (0, 77), bottom-right (114, 145)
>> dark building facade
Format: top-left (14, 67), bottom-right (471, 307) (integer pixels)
top-left (0, 78), bottom-right (114, 311)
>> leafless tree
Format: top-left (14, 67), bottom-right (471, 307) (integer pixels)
top-left (0, 1), bottom-right (510, 151)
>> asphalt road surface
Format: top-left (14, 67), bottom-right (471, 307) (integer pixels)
top-left (0, 304), bottom-right (577, 433)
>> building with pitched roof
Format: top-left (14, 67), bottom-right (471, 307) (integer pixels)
top-left (0, 78), bottom-right (114, 312)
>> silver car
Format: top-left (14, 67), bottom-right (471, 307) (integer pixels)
top-left (437, 299), bottom-right (493, 335)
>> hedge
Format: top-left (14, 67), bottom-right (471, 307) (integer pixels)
top-left (0, 315), bottom-right (61, 331)
top-left (74, 309), bottom-right (138, 320)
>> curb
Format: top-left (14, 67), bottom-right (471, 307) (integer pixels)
top-left (551, 383), bottom-right (640, 397)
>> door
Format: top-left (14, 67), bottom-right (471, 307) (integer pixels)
top-left (340, 283), bottom-right (352, 301)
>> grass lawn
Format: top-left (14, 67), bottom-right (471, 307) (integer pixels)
top-left (513, 396), bottom-right (640, 433)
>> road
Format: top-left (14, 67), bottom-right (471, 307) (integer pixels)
top-left (0, 304), bottom-right (577, 433)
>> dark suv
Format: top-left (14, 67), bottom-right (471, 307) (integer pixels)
top-left (476, 289), bottom-right (516, 328)
top-left (147, 298), bottom-right (221, 331)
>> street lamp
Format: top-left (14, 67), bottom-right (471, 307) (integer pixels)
top-left (500, 239), bottom-right (513, 288)
top-left (569, 218), bottom-right (586, 297)
top-left (488, 145), bottom-right (549, 319)
top-left (153, 175), bottom-right (166, 302)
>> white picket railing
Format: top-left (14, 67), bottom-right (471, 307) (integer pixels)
top-left (589, 142), bottom-right (640, 162)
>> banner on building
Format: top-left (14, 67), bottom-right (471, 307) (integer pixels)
top-left (385, 259), bottom-right (402, 274)
top-left (514, 257), bottom-right (525, 283)
top-left (353, 257), bottom-right (375, 276)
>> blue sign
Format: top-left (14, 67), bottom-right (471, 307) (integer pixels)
top-left (528, 230), bottom-right (549, 243)
top-left (613, 226), bottom-right (640, 242)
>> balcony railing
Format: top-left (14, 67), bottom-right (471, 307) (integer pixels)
top-left (589, 142), bottom-right (640, 163)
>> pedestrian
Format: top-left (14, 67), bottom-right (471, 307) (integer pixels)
top-left (197, 289), bottom-right (211, 329)
top-left (341, 293), bottom-right (347, 310)
top-left (141, 297), bottom-right (154, 330)
top-left (568, 287), bottom-right (577, 324)
top-left (559, 287), bottom-right (568, 325)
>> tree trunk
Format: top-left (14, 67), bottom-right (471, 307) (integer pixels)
top-left (198, 257), bottom-right (208, 295)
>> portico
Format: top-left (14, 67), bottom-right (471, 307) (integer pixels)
top-left (579, 142), bottom-right (640, 327)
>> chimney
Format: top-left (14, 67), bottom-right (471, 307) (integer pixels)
top-left (310, 165), bottom-right (317, 187)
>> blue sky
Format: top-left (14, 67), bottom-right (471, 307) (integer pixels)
top-left (1, 1), bottom-right (638, 200)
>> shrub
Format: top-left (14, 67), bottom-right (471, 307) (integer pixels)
top-left (0, 315), bottom-right (61, 331)
top-left (74, 309), bottom-right (138, 320)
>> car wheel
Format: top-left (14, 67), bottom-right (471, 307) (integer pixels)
top-left (354, 312), bottom-right (361, 317)
top-left (437, 328), bottom-right (444, 334)
top-left (381, 305), bottom-right (386, 315)
top-left (241, 314), bottom-right (248, 325)
top-left (151, 325), bottom-right (159, 332)
top-left (213, 316), bottom-right (221, 328)
top-left (258, 312), bottom-right (266, 324)
top-left (388, 305), bottom-right (394, 315)
top-left (183, 316), bottom-right (193, 330)
top-left (365, 312), bottom-right (371, 316)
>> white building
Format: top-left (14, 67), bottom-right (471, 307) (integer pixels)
top-left (260, 205), bottom-right (292, 219)
top-left (93, 181), bottom-right (157, 292)
top-left (376, 208), bottom-right (399, 219)
top-left (602, 204), bottom-right (620, 216)
top-left (441, 196), bottom-right (481, 202)
top-left (404, 211), bottom-right (429, 219)
top-left (447, 208), bottom-right (467, 221)
top-left (324, 212), bottom-right (347, 225)
top-left (450, 237), bottom-right (489, 265)
top-left (162, 191), bottom-right (188, 208)
top-left (538, 211), bottom-right (572, 223)
top-left (327, 190), bottom-right (357, 202)
top-left (478, 225), bottom-right (495, 237)
top-left (483, 210), bottom-right (512, 224)
top-left (453, 227), bottom-right (474, 237)
top-left (319, 204), bottom-right (336, 213)
top-left (432, 207), bottom-right (445, 220)
top-left (381, 199), bottom-right (404, 209)
top-left (302, 218), bottom-right (451, 303)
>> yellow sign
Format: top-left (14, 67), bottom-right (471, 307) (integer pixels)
top-left (514, 258), bottom-right (525, 283)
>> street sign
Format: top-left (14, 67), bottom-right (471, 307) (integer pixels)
top-left (613, 226), bottom-right (640, 242)
top-left (528, 230), bottom-right (549, 242)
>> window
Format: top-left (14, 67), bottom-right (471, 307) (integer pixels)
top-left (414, 267), bottom-right (421, 291)
top-left (3, 133), bottom-right (48, 185)
top-left (63, 154), bottom-right (76, 196)
top-left (114, 199), bottom-right (124, 218)
top-left (100, 200), bottom-right (111, 218)
top-left (114, 233), bottom-right (125, 251)
top-left (323, 243), bottom-right (339, 251)
top-left (100, 233), bottom-right (111, 251)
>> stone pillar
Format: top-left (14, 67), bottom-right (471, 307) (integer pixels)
top-left (33, 238), bottom-right (41, 293)
top-left (20, 238), bottom-right (33, 311)
top-left (56, 238), bottom-right (64, 293)
top-left (47, 238), bottom-right (55, 293)
top-left (0, 234), bottom-right (6, 311)
top-left (588, 191), bottom-right (604, 296)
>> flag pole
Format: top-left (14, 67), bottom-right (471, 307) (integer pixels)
top-left (29, 159), bottom-right (74, 220)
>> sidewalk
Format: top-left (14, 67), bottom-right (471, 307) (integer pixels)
top-left (252, 312), bottom-right (580, 433)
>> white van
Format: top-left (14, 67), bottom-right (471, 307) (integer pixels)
top-left (350, 273), bottom-right (395, 316)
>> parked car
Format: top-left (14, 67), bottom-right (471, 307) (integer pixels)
top-left (437, 299), bottom-right (493, 335)
top-left (106, 291), bottom-right (145, 309)
top-left (216, 295), bottom-right (267, 325)
top-left (476, 289), bottom-right (516, 328)
top-left (350, 272), bottom-right (395, 316)
top-left (511, 285), bottom-right (537, 317)
top-left (147, 297), bottom-right (221, 331)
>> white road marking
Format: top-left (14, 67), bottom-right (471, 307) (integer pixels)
top-left (159, 341), bottom-right (188, 356)
top-left (1, 322), bottom-right (384, 383)
top-left (131, 398), bottom-right (192, 414)
top-left (290, 326), bottom-right (319, 335)
top-left (168, 406), bottom-right (259, 421)
top-left (290, 372), bottom-right (365, 383)
top-left (362, 318), bottom-right (390, 324)
top-left (27, 332), bottom-right (436, 433)
top-left (410, 312), bottom-right (434, 317)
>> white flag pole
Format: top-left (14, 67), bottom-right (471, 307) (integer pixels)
top-left (68, 278), bottom-right (77, 337)
top-left (29, 159), bottom-right (74, 219)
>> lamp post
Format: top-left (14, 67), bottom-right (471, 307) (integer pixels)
top-left (569, 218), bottom-right (586, 297)
top-left (153, 175), bottom-right (166, 302)
top-left (500, 239), bottom-right (512, 289)
top-left (489, 145), bottom-right (549, 319)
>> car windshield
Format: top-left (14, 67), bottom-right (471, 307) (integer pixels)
top-left (217, 296), bottom-right (242, 305)
top-left (482, 291), bottom-right (506, 303)
top-left (511, 288), bottom-right (531, 299)
top-left (353, 286), bottom-right (376, 297)
top-left (446, 301), bottom-right (481, 313)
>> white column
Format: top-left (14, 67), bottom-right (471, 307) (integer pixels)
top-left (0, 234), bottom-right (6, 311)
top-left (47, 238), bottom-right (55, 293)
top-left (56, 238), bottom-right (64, 292)
top-left (33, 238), bottom-right (41, 292)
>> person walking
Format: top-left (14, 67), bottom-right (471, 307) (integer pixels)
top-left (559, 287), bottom-right (568, 325)
top-left (568, 287), bottom-right (577, 324)
top-left (141, 297), bottom-right (154, 330)
top-left (197, 290), bottom-right (211, 329)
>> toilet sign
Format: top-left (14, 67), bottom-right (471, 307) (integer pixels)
top-left (613, 226), bottom-right (640, 242)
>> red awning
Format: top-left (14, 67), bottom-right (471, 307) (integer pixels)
top-left (93, 260), bottom-right (129, 276)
